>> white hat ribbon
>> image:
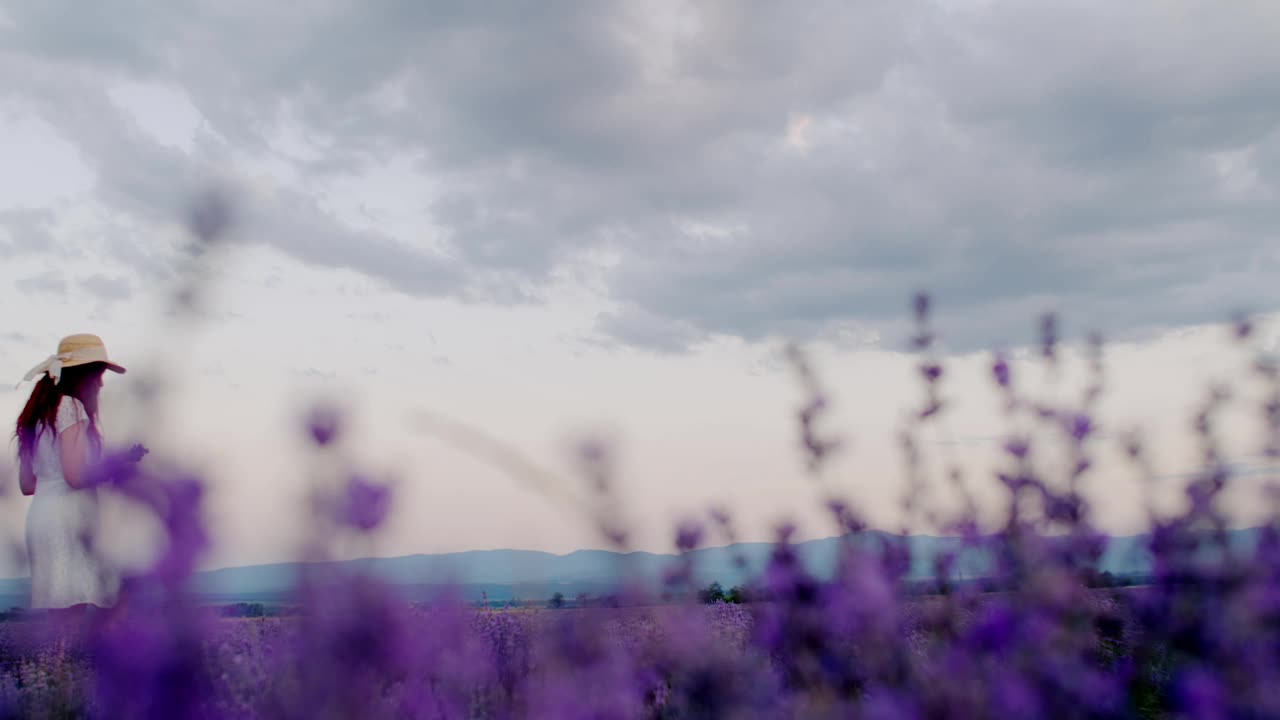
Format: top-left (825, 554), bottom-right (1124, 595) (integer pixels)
top-left (20, 354), bottom-right (67, 387)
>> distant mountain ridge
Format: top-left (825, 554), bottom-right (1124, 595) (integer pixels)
top-left (0, 528), bottom-right (1262, 609)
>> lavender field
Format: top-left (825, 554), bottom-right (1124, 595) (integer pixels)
top-left (0, 589), bottom-right (1141, 717)
top-left (0, 579), bottom-right (1168, 718)
top-left (4, 295), bottom-right (1280, 719)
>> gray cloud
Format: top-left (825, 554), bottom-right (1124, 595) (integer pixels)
top-left (594, 306), bottom-right (706, 355)
top-left (0, 208), bottom-right (55, 258)
top-left (0, 47), bottom-right (467, 300)
top-left (0, 332), bottom-right (38, 364)
top-left (79, 273), bottom-right (133, 302)
top-left (1, 1), bottom-right (1278, 352)
top-left (15, 269), bottom-right (67, 296)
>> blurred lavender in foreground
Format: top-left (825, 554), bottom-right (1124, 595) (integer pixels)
top-left (3, 299), bottom-right (1280, 719)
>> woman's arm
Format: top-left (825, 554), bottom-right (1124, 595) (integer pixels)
top-left (19, 457), bottom-right (36, 496)
top-left (59, 420), bottom-right (92, 489)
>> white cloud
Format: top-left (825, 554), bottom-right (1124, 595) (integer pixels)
top-left (783, 113), bottom-right (813, 152)
top-left (107, 81), bottom-right (205, 154)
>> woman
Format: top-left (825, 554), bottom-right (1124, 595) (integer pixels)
top-left (13, 333), bottom-right (137, 610)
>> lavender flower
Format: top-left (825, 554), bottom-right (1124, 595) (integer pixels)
top-left (1068, 413), bottom-right (1094, 443)
top-left (339, 475), bottom-right (391, 532)
top-left (186, 187), bottom-right (234, 245)
top-left (1039, 312), bottom-right (1058, 361)
top-left (306, 405), bottom-right (342, 447)
top-left (675, 520), bottom-right (704, 553)
top-left (912, 293), bottom-right (930, 324)
top-left (992, 351), bottom-right (1011, 388)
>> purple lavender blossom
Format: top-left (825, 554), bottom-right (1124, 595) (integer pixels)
top-left (912, 292), bottom-right (930, 324)
top-left (992, 351), bottom-right (1011, 388)
top-left (186, 187), bottom-right (234, 244)
top-left (306, 404), bottom-right (342, 447)
top-left (675, 520), bottom-right (704, 553)
top-left (1068, 413), bottom-right (1094, 442)
top-left (919, 362), bottom-right (943, 383)
top-left (1039, 312), bottom-right (1058, 361)
top-left (339, 475), bottom-right (392, 532)
top-left (1004, 436), bottom-right (1030, 460)
top-left (1233, 313), bottom-right (1253, 341)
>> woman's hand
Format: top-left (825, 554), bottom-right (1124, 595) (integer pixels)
top-left (80, 443), bottom-right (151, 488)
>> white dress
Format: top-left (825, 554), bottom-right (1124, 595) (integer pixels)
top-left (25, 396), bottom-right (111, 609)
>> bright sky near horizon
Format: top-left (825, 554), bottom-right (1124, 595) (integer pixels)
top-left (2, 1), bottom-right (1280, 578)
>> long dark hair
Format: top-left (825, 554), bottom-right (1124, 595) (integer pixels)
top-left (14, 363), bottom-right (106, 464)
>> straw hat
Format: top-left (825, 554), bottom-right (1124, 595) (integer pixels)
top-left (21, 334), bottom-right (127, 386)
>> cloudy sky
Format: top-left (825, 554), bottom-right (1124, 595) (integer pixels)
top-left (2, 1), bottom-right (1279, 576)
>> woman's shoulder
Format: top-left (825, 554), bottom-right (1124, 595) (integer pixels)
top-left (54, 395), bottom-right (88, 433)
